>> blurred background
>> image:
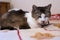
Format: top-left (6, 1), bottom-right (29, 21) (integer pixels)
top-left (0, 0), bottom-right (60, 15)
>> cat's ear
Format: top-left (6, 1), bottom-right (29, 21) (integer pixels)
top-left (45, 4), bottom-right (52, 11)
top-left (32, 5), bottom-right (37, 11)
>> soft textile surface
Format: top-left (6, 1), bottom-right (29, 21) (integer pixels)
top-left (0, 28), bottom-right (60, 40)
top-left (0, 30), bottom-right (19, 40)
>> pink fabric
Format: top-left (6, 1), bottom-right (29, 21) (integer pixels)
top-left (50, 14), bottom-right (60, 20)
top-left (17, 30), bottom-right (22, 40)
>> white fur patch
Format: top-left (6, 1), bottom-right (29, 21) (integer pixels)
top-left (37, 13), bottom-right (49, 24)
top-left (8, 8), bottom-right (20, 12)
top-left (25, 12), bottom-right (40, 28)
top-left (41, 14), bottom-right (45, 21)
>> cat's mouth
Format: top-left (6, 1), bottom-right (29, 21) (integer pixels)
top-left (38, 21), bottom-right (50, 28)
top-left (41, 24), bottom-right (49, 28)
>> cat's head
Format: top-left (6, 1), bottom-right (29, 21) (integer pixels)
top-left (32, 4), bottom-right (52, 27)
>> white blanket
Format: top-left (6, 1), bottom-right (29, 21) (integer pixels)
top-left (0, 27), bottom-right (60, 40)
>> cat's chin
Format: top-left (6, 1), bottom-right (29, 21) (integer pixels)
top-left (37, 23), bottom-right (49, 28)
